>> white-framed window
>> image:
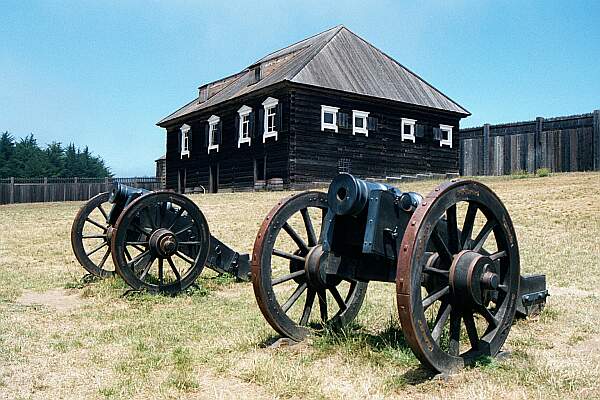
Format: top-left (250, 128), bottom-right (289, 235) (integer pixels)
top-left (237, 105), bottom-right (252, 148)
top-left (401, 118), bottom-right (416, 142)
top-left (321, 105), bottom-right (339, 132)
top-left (262, 97), bottom-right (278, 142)
top-left (180, 124), bottom-right (191, 158)
top-left (207, 115), bottom-right (220, 153)
top-left (352, 110), bottom-right (369, 136)
top-left (439, 124), bottom-right (453, 148)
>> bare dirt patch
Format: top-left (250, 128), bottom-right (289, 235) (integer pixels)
top-left (16, 288), bottom-right (86, 312)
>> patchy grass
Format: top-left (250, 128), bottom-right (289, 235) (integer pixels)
top-left (0, 172), bottom-right (599, 399)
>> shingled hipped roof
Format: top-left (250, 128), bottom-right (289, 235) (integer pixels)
top-left (157, 26), bottom-right (469, 126)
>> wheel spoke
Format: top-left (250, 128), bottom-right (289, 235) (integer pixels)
top-left (329, 286), bottom-right (347, 312)
top-left (448, 308), bottom-right (462, 356)
top-left (97, 204), bottom-right (109, 221)
top-left (431, 301), bottom-right (451, 343)
top-left (463, 311), bottom-right (480, 350)
top-left (282, 222), bottom-right (309, 253)
top-left (272, 249), bottom-right (305, 263)
top-left (132, 223), bottom-right (150, 237)
top-left (98, 248), bottom-right (111, 268)
top-left (446, 205), bottom-right (460, 253)
top-left (300, 208), bottom-right (317, 247)
top-left (82, 234), bottom-right (106, 239)
top-left (124, 247), bottom-right (132, 261)
top-left (174, 251), bottom-right (195, 265)
top-left (489, 250), bottom-right (507, 261)
top-left (128, 249), bottom-right (150, 267)
top-left (86, 217), bottom-right (107, 231)
top-left (143, 207), bottom-right (156, 230)
top-left (167, 206), bottom-right (185, 230)
top-left (422, 286), bottom-right (450, 310)
top-left (460, 202), bottom-right (478, 248)
top-left (158, 257), bottom-right (164, 287)
top-left (272, 270), bottom-right (305, 286)
top-left (86, 241), bottom-right (107, 256)
top-left (477, 304), bottom-right (499, 329)
top-left (299, 289), bottom-right (316, 325)
top-left (423, 266), bottom-right (450, 277)
top-left (281, 283), bottom-right (307, 313)
top-left (174, 223), bottom-right (194, 237)
top-left (317, 289), bottom-right (328, 321)
top-left (431, 226), bottom-right (453, 266)
top-left (167, 257), bottom-right (182, 282)
top-left (138, 256), bottom-right (155, 281)
top-left (472, 219), bottom-right (497, 252)
top-left (125, 241), bottom-right (148, 246)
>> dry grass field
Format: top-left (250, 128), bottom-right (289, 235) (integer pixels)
top-left (0, 172), bottom-right (599, 399)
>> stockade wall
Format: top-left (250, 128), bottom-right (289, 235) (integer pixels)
top-left (459, 110), bottom-right (600, 176)
top-left (0, 177), bottom-right (162, 205)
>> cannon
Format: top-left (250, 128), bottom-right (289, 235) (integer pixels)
top-left (251, 173), bottom-right (547, 374)
top-left (71, 184), bottom-right (250, 294)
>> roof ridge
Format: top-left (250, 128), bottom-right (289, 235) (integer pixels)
top-left (341, 27), bottom-right (470, 115)
top-left (286, 25), bottom-right (344, 83)
top-left (251, 25), bottom-right (343, 66)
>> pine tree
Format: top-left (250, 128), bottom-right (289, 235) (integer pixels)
top-left (0, 132), bottom-right (15, 177)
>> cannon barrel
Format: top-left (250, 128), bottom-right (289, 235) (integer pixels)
top-left (327, 173), bottom-right (421, 216)
top-left (107, 183), bottom-right (151, 225)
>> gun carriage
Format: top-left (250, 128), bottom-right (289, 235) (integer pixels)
top-left (252, 173), bottom-right (547, 374)
top-left (71, 184), bottom-right (250, 294)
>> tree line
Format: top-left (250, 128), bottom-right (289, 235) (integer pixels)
top-left (0, 132), bottom-right (111, 178)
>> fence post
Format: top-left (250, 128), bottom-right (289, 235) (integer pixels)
top-left (594, 110), bottom-right (600, 171)
top-left (483, 124), bottom-right (490, 175)
top-left (74, 177), bottom-right (79, 201)
top-left (104, 177), bottom-right (109, 192)
top-left (43, 177), bottom-right (48, 202)
top-left (9, 177), bottom-right (14, 204)
top-left (535, 117), bottom-right (544, 172)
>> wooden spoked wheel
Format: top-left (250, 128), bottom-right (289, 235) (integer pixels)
top-left (111, 192), bottom-right (210, 294)
top-left (71, 192), bottom-right (115, 278)
top-left (397, 180), bottom-right (520, 374)
top-left (252, 191), bottom-right (368, 341)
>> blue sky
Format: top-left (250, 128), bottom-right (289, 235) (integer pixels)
top-left (1, 1), bottom-right (598, 176)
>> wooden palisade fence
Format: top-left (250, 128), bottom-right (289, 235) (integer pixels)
top-left (0, 177), bottom-right (162, 205)
top-left (459, 110), bottom-right (600, 176)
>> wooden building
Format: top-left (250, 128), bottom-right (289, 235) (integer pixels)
top-left (157, 25), bottom-right (470, 192)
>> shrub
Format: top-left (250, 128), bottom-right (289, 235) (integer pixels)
top-left (536, 168), bottom-right (550, 177)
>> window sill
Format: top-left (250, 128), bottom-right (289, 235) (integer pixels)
top-left (207, 145), bottom-right (219, 154)
top-left (180, 151), bottom-right (190, 159)
top-left (439, 141), bottom-right (452, 148)
top-left (238, 138), bottom-right (251, 148)
top-left (321, 123), bottom-right (338, 132)
top-left (401, 135), bottom-right (416, 143)
top-left (263, 131), bottom-right (278, 143)
top-left (353, 128), bottom-right (368, 137)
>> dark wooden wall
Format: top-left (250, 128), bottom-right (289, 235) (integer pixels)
top-left (162, 85), bottom-right (291, 192)
top-left (288, 85), bottom-right (462, 184)
top-left (460, 110), bottom-right (600, 176)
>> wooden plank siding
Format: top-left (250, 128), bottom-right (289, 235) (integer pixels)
top-left (162, 85), bottom-right (291, 192)
top-left (289, 85), bottom-right (461, 185)
top-left (459, 111), bottom-right (599, 176)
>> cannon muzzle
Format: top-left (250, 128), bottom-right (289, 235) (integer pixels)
top-left (108, 183), bottom-right (150, 206)
top-left (327, 173), bottom-right (392, 216)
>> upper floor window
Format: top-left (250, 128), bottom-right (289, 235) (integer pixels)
top-left (262, 97), bottom-right (279, 142)
top-left (401, 118), bottom-right (416, 142)
top-left (207, 115), bottom-right (220, 153)
top-left (321, 105), bottom-right (339, 132)
top-left (353, 110), bottom-right (369, 136)
top-left (439, 124), bottom-right (453, 148)
top-left (237, 105), bottom-right (252, 148)
top-left (180, 124), bottom-right (191, 158)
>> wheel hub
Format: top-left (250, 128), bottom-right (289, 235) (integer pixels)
top-left (449, 250), bottom-right (498, 305)
top-left (149, 228), bottom-right (178, 258)
top-left (305, 245), bottom-right (328, 289)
